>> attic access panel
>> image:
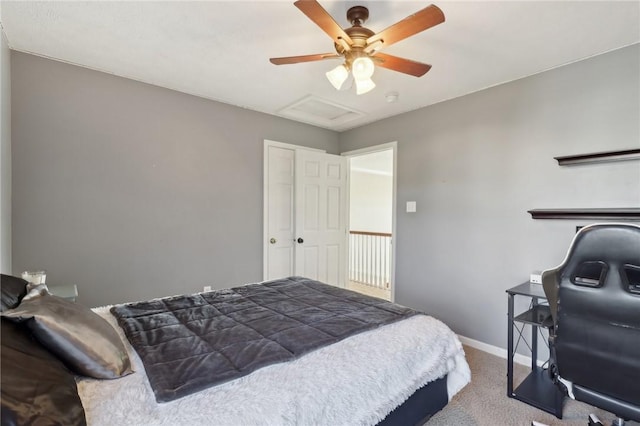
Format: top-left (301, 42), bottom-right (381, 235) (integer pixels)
top-left (278, 95), bottom-right (364, 128)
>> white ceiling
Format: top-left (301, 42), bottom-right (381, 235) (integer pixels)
top-left (1, 1), bottom-right (639, 132)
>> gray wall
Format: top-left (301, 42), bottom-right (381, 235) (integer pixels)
top-left (1, 31), bottom-right (11, 274)
top-left (339, 44), bottom-right (640, 349)
top-left (11, 44), bottom-right (640, 350)
top-left (11, 52), bottom-right (339, 306)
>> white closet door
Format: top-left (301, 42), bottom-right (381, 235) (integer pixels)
top-left (294, 150), bottom-right (348, 287)
top-left (265, 146), bottom-right (295, 280)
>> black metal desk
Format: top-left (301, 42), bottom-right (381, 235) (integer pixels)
top-left (507, 282), bottom-right (564, 418)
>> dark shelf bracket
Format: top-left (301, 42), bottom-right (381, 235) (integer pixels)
top-left (554, 149), bottom-right (640, 166)
top-left (528, 208), bottom-right (640, 220)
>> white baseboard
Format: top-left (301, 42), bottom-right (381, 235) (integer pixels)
top-left (457, 335), bottom-right (544, 367)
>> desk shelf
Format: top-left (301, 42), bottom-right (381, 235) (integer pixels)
top-left (514, 305), bottom-right (551, 326)
top-left (512, 367), bottom-right (563, 416)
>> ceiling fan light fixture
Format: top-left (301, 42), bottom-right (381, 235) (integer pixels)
top-left (355, 77), bottom-right (376, 95)
top-left (326, 64), bottom-right (350, 90)
top-left (351, 56), bottom-right (375, 81)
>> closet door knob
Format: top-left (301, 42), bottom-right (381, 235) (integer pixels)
top-left (297, 238), bottom-right (304, 244)
top-left (270, 238), bottom-right (277, 244)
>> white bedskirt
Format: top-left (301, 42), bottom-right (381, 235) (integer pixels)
top-left (78, 308), bottom-right (470, 425)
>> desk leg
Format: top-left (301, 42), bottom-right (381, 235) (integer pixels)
top-left (555, 384), bottom-right (564, 418)
top-left (531, 296), bottom-right (538, 370)
top-left (507, 293), bottom-right (514, 397)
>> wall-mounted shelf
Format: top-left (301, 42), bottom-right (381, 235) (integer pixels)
top-left (554, 149), bottom-right (640, 166)
top-left (528, 208), bottom-right (640, 220)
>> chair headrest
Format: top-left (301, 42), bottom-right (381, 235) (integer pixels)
top-left (565, 223), bottom-right (640, 267)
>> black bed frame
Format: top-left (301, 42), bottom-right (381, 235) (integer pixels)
top-left (378, 375), bottom-right (448, 426)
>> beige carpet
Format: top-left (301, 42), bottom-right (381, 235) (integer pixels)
top-left (427, 346), bottom-right (639, 426)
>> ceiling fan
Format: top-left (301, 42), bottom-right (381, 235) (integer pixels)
top-left (270, 0), bottom-right (445, 95)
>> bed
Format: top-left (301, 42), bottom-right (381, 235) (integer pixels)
top-left (1, 274), bottom-right (470, 426)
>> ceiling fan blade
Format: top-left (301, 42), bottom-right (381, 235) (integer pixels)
top-left (294, 0), bottom-right (353, 48)
top-left (367, 4), bottom-right (444, 49)
top-left (270, 53), bottom-right (341, 65)
top-left (373, 52), bottom-right (432, 77)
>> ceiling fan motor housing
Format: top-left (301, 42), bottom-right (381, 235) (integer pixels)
top-left (335, 6), bottom-right (374, 62)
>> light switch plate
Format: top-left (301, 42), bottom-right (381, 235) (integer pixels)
top-left (406, 201), bottom-right (417, 213)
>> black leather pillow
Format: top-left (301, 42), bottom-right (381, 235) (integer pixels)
top-left (1, 318), bottom-right (87, 426)
top-left (2, 292), bottom-right (132, 379)
top-left (1, 274), bottom-right (28, 312)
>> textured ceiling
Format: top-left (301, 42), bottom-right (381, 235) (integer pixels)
top-left (2, 1), bottom-right (639, 131)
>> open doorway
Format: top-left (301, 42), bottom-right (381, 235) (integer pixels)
top-left (343, 143), bottom-right (396, 301)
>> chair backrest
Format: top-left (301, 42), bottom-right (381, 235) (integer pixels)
top-left (544, 223), bottom-right (640, 406)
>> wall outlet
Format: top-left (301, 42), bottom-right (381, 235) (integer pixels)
top-left (203, 285), bottom-right (212, 292)
top-left (530, 271), bottom-right (542, 284)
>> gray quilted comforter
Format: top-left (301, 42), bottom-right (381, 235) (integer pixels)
top-left (111, 276), bottom-right (419, 402)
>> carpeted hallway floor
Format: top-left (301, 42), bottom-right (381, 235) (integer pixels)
top-left (427, 345), bottom-right (639, 426)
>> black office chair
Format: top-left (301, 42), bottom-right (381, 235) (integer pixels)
top-left (541, 223), bottom-right (640, 425)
